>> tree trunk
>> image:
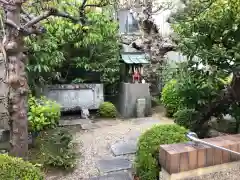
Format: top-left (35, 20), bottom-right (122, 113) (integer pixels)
top-left (193, 72), bottom-right (240, 138)
top-left (4, 1), bottom-right (29, 158)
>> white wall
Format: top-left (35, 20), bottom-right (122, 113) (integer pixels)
top-left (152, 0), bottom-right (185, 37)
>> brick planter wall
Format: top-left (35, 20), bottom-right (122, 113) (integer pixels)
top-left (159, 135), bottom-right (240, 180)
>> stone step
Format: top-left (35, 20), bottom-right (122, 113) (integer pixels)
top-left (81, 123), bottom-right (100, 130)
top-left (0, 141), bottom-right (9, 151)
top-left (59, 119), bottom-right (101, 130)
top-left (97, 157), bottom-right (132, 174)
top-left (111, 140), bottom-right (137, 156)
top-left (89, 171), bottom-right (133, 180)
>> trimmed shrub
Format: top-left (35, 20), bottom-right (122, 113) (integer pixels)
top-left (98, 102), bottom-right (117, 118)
top-left (135, 124), bottom-right (188, 180)
top-left (33, 127), bottom-right (77, 170)
top-left (0, 154), bottom-right (44, 180)
top-left (161, 79), bottom-right (180, 117)
top-left (28, 95), bottom-right (61, 132)
top-left (173, 108), bottom-right (198, 129)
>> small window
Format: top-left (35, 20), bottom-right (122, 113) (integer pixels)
top-left (118, 9), bottom-right (139, 33)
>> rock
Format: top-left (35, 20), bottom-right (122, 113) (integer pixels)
top-left (89, 171), bottom-right (132, 180)
top-left (81, 108), bottom-right (90, 119)
top-left (208, 129), bottom-right (222, 138)
top-left (223, 114), bottom-right (236, 121)
top-left (0, 149), bottom-right (7, 154)
top-left (97, 157), bottom-right (132, 173)
top-left (111, 140), bottom-right (137, 156)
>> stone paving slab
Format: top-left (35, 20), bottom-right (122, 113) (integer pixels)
top-left (97, 158), bottom-right (132, 173)
top-left (89, 171), bottom-right (132, 180)
top-left (59, 119), bottom-right (89, 126)
top-left (81, 123), bottom-right (101, 130)
top-left (111, 140), bottom-right (137, 156)
top-left (59, 119), bottom-right (101, 130)
top-left (128, 131), bottom-right (141, 141)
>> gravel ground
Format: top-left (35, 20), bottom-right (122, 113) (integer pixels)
top-left (46, 109), bottom-right (173, 180)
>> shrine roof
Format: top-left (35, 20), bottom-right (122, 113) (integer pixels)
top-left (121, 53), bottom-right (149, 64)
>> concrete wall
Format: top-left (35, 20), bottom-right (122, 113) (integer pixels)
top-left (0, 53), bottom-right (9, 130)
top-left (43, 84), bottom-right (104, 112)
top-left (118, 82), bottom-right (151, 118)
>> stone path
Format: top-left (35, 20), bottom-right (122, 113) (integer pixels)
top-left (97, 158), bottom-right (132, 174)
top-left (90, 118), bottom-right (171, 180)
top-left (46, 110), bottom-right (174, 180)
top-left (111, 140), bottom-right (137, 156)
top-left (89, 172), bottom-right (132, 180)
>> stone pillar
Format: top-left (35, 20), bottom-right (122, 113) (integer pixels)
top-left (118, 83), bottom-right (151, 118)
top-left (136, 98), bottom-right (146, 117)
top-left (0, 53), bottom-right (9, 130)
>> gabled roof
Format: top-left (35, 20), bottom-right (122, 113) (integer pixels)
top-left (121, 53), bottom-right (149, 64)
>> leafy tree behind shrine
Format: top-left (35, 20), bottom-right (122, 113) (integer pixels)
top-left (169, 0), bottom-right (240, 136)
top-left (25, 2), bottom-right (120, 91)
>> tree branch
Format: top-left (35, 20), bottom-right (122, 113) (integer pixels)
top-left (152, 2), bottom-right (173, 14)
top-left (80, 0), bottom-right (88, 10)
top-left (21, 8), bottom-right (34, 21)
top-left (193, 86), bottom-right (234, 137)
top-left (5, 19), bottom-right (44, 35)
top-left (5, 19), bottom-right (21, 30)
top-left (0, 0), bottom-right (9, 5)
top-left (84, 3), bottom-right (109, 7)
top-left (21, 15), bottom-right (30, 23)
top-left (22, 11), bottom-right (51, 27)
top-left (23, 8), bottom-right (80, 28)
top-left (6, 1), bottom-right (109, 34)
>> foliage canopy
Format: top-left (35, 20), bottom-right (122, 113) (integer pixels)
top-left (169, 0), bottom-right (240, 136)
top-left (25, 0), bottom-right (120, 88)
top-left (173, 0), bottom-right (240, 72)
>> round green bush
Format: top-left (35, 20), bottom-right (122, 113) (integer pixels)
top-left (161, 79), bottom-right (181, 117)
top-left (0, 154), bottom-right (44, 180)
top-left (135, 124), bottom-right (188, 180)
top-left (28, 95), bottom-right (61, 132)
top-left (98, 102), bottom-right (117, 118)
